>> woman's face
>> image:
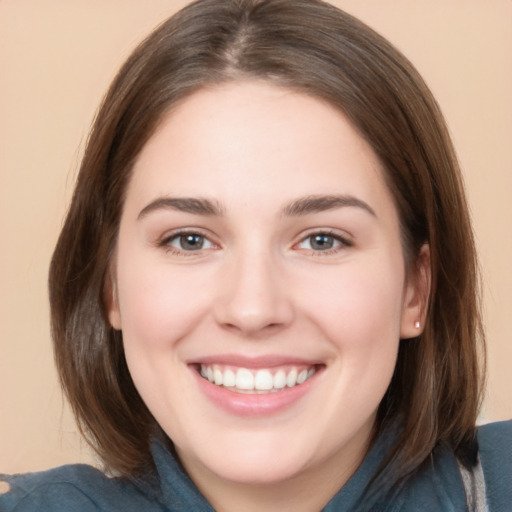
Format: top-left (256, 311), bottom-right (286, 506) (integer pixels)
top-left (108, 82), bottom-right (424, 492)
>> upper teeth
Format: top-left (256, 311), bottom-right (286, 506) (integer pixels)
top-left (200, 365), bottom-right (316, 393)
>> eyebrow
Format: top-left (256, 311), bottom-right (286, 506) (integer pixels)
top-left (138, 197), bottom-right (224, 219)
top-left (137, 193), bottom-right (376, 220)
top-left (281, 194), bottom-right (376, 218)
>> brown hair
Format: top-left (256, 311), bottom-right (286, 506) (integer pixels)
top-left (49, 0), bottom-right (485, 496)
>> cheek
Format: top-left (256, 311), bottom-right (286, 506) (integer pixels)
top-left (114, 258), bottom-right (215, 421)
top-left (296, 258), bottom-right (405, 403)
top-left (313, 267), bottom-right (404, 412)
top-left (115, 256), bottom-right (215, 353)
top-left (299, 260), bottom-right (405, 347)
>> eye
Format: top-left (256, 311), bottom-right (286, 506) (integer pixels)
top-left (164, 232), bottom-right (214, 252)
top-left (297, 232), bottom-right (351, 252)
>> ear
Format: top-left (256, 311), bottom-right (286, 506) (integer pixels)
top-left (104, 265), bottom-right (122, 330)
top-left (400, 244), bottom-right (431, 339)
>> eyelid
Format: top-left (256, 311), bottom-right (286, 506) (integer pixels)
top-left (155, 227), bottom-right (353, 256)
top-left (293, 229), bottom-right (353, 253)
top-left (158, 228), bottom-right (220, 254)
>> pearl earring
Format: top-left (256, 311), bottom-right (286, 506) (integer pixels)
top-left (414, 321), bottom-right (421, 329)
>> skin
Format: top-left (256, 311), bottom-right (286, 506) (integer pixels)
top-left (108, 81), bottom-right (429, 511)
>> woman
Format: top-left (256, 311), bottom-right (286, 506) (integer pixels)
top-left (1, 0), bottom-right (510, 510)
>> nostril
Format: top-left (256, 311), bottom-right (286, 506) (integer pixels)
top-left (220, 320), bottom-right (287, 337)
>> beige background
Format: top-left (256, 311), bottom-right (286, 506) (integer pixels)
top-left (1, 0), bottom-right (511, 473)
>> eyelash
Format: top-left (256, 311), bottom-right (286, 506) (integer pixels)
top-left (295, 230), bottom-right (353, 256)
top-left (159, 229), bottom-right (217, 256)
top-left (158, 229), bottom-right (353, 257)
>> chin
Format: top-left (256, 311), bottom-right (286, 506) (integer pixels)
top-left (200, 450), bottom-right (312, 486)
top-left (174, 427), bottom-right (315, 485)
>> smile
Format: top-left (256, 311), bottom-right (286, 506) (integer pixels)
top-left (199, 364), bottom-right (317, 394)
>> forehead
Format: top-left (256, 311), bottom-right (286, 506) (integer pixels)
top-left (126, 81), bottom-right (396, 220)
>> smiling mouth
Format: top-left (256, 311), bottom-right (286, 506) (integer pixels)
top-left (198, 364), bottom-right (319, 394)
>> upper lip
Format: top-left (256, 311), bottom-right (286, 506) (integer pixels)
top-left (187, 354), bottom-right (324, 369)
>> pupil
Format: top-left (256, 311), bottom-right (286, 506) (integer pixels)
top-left (180, 234), bottom-right (203, 250)
top-left (311, 234), bottom-right (333, 250)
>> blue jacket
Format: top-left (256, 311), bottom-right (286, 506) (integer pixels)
top-left (1, 420), bottom-right (510, 511)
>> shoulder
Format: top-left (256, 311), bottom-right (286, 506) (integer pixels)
top-left (477, 419), bottom-right (512, 510)
top-left (393, 421), bottom-right (512, 512)
top-left (477, 418), bottom-right (512, 454)
top-left (0, 464), bottom-right (163, 512)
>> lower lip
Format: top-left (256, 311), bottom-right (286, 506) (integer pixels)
top-left (191, 367), bottom-right (319, 417)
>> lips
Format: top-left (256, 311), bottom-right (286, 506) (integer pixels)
top-left (189, 356), bottom-right (324, 416)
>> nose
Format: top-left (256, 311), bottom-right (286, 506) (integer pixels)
top-left (213, 248), bottom-right (294, 337)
